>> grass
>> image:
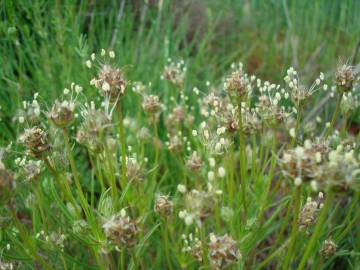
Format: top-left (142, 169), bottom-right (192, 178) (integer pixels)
top-left (0, 0), bottom-right (360, 269)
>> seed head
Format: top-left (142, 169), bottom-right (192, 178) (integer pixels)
top-left (126, 159), bottom-right (144, 182)
top-left (154, 195), bottom-right (173, 217)
top-left (224, 70), bottom-right (249, 97)
top-left (298, 194), bottom-right (324, 230)
top-left (186, 151), bottom-right (202, 171)
top-left (167, 135), bottom-right (183, 152)
top-left (91, 65), bottom-right (127, 100)
top-left (335, 64), bottom-right (355, 92)
top-left (137, 127), bottom-right (151, 142)
top-left (19, 159), bottom-right (42, 182)
top-left (182, 233), bottom-right (203, 262)
top-left (19, 127), bottom-right (51, 158)
top-left (76, 109), bottom-right (112, 153)
top-left (320, 239), bottom-right (337, 258)
top-left (102, 210), bottom-right (140, 248)
top-left (49, 100), bottom-right (75, 128)
top-left (208, 233), bottom-right (241, 270)
top-left (163, 60), bottom-right (185, 86)
top-left (180, 189), bottom-right (216, 225)
top-left (142, 95), bottom-right (162, 114)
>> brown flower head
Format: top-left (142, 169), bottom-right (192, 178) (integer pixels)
top-left (208, 233), bottom-right (241, 270)
top-left (91, 65), bottom-right (127, 100)
top-left (102, 210), bottom-right (140, 248)
top-left (224, 69), bottom-right (249, 97)
top-left (142, 95), bottom-right (162, 114)
top-left (76, 108), bottom-right (112, 153)
top-left (335, 64), bottom-right (355, 92)
top-left (20, 127), bottom-right (51, 158)
top-left (320, 239), bottom-right (337, 258)
top-left (154, 195), bottom-right (173, 217)
top-left (186, 151), bottom-right (202, 171)
top-left (49, 100), bottom-right (75, 128)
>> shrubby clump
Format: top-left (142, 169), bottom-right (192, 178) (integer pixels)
top-left (1, 49), bottom-right (359, 270)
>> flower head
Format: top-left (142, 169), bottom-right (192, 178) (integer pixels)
top-left (49, 100), bottom-right (75, 128)
top-left (91, 65), bottom-right (127, 101)
top-left (208, 233), bottom-right (241, 270)
top-left (335, 64), bottom-right (355, 92)
top-left (154, 194), bottom-right (173, 217)
top-left (102, 210), bottom-right (140, 248)
top-left (320, 239), bottom-right (337, 258)
top-left (19, 127), bottom-right (51, 158)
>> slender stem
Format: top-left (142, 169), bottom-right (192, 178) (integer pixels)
top-left (154, 121), bottom-right (159, 166)
top-left (238, 97), bottom-right (248, 220)
top-left (131, 249), bottom-right (138, 270)
top-left (36, 181), bottom-right (47, 229)
top-left (116, 102), bottom-right (127, 189)
top-left (325, 92), bottom-right (343, 138)
top-left (104, 140), bottom-right (118, 209)
top-left (152, 121), bottom-right (160, 182)
top-left (335, 192), bottom-right (359, 240)
top-left (163, 219), bottom-right (173, 270)
top-left (340, 112), bottom-right (349, 137)
top-left (120, 248), bottom-right (126, 270)
top-left (281, 186), bottom-right (301, 270)
top-left (200, 226), bottom-right (209, 267)
top-left (96, 156), bottom-right (106, 192)
top-left (228, 143), bottom-right (236, 206)
top-left (43, 157), bottom-right (78, 211)
top-left (62, 129), bottom-right (91, 219)
top-left (258, 136), bottom-right (277, 223)
top-left (297, 192), bottom-right (333, 270)
top-left (10, 210), bottom-right (53, 270)
top-left (270, 195), bottom-right (292, 254)
top-left (255, 239), bottom-right (290, 270)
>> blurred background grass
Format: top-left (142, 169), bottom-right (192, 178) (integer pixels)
top-left (1, 0), bottom-right (360, 143)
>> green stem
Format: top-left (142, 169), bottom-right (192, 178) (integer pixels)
top-left (281, 186), bottom-right (301, 270)
top-left (35, 181), bottom-right (47, 229)
top-left (96, 156), bottom-right (106, 192)
top-left (154, 121), bottom-right (159, 166)
top-left (228, 143), bottom-right (236, 206)
top-left (335, 192), bottom-right (359, 240)
top-left (200, 226), bottom-right (210, 267)
top-left (340, 112), bottom-right (349, 137)
top-left (238, 97), bottom-right (248, 221)
top-left (131, 249), bottom-right (138, 270)
top-left (10, 210), bottom-right (53, 270)
top-left (62, 129), bottom-right (91, 220)
top-left (325, 92), bottom-right (343, 138)
top-left (104, 140), bottom-right (118, 209)
top-left (43, 157), bottom-right (78, 211)
top-left (116, 102), bottom-right (127, 189)
top-left (164, 220), bottom-right (173, 270)
top-left (120, 249), bottom-right (126, 270)
top-left (297, 192), bottom-right (333, 270)
top-left (152, 121), bottom-right (160, 183)
top-left (255, 239), bottom-right (290, 270)
top-left (258, 136), bottom-right (277, 223)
